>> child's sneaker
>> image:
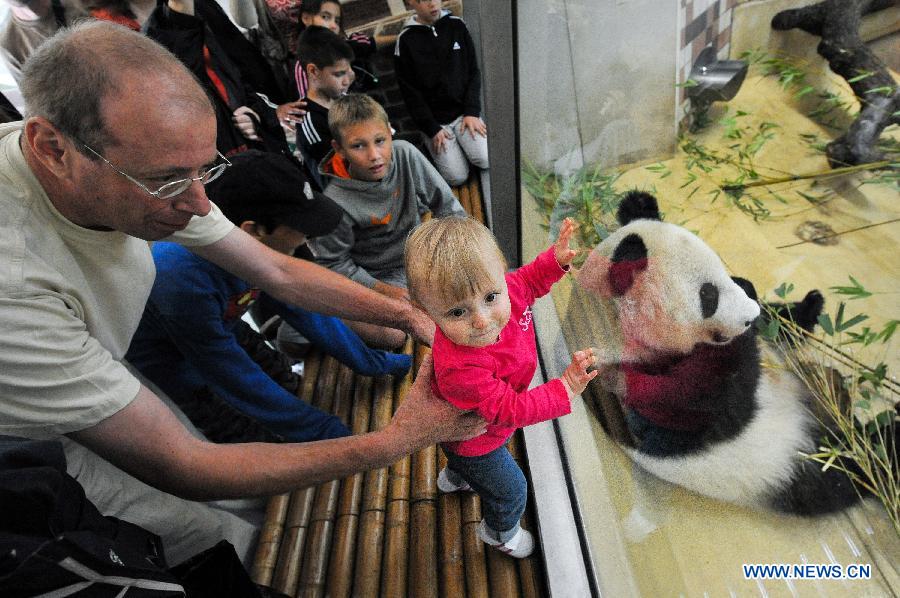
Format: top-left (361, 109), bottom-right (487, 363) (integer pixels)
top-left (476, 520), bottom-right (535, 559)
top-left (436, 467), bottom-right (471, 493)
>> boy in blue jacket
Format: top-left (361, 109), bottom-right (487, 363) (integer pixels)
top-left (125, 150), bottom-right (411, 443)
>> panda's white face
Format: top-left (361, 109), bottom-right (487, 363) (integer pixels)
top-left (578, 220), bottom-right (760, 359)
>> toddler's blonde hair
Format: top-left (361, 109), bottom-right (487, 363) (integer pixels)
top-left (328, 93), bottom-right (391, 143)
top-left (405, 216), bottom-right (508, 306)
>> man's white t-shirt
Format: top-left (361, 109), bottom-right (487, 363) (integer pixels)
top-left (0, 122), bottom-right (234, 439)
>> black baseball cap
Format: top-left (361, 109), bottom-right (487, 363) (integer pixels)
top-left (206, 150), bottom-right (343, 238)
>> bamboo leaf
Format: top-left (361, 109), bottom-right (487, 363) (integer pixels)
top-left (876, 320), bottom-right (898, 343)
top-left (774, 282), bottom-right (794, 299)
top-left (836, 313), bottom-right (869, 332)
top-left (818, 313), bottom-right (834, 336)
top-left (794, 85), bottom-right (815, 99)
top-left (847, 70), bottom-right (875, 83)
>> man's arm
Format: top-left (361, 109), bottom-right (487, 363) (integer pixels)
top-left (190, 226), bottom-right (434, 344)
top-left (69, 355), bottom-right (484, 500)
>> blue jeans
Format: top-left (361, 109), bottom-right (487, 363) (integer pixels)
top-left (442, 445), bottom-right (527, 537)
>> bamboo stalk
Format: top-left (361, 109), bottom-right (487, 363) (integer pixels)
top-left (414, 343), bottom-right (430, 374)
top-left (517, 510), bottom-right (545, 598)
top-left (460, 494), bottom-right (489, 598)
top-left (271, 488), bottom-right (315, 595)
top-left (408, 442), bottom-right (438, 595)
top-left (721, 159), bottom-right (891, 190)
top-left (381, 370), bottom-right (414, 598)
top-left (311, 355), bottom-right (340, 415)
top-left (468, 174), bottom-right (485, 225)
top-left (439, 493), bottom-right (466, 598)
top-left (251, 493), bottom-right (290, 585)
top-left (458, 179), bottom-right (473, 216)
top-left (486, 540), bottom-right (521, 597)
top-left (353, 375), bottom-right (396, 596)
top-left (298, 347), bottom-right (322, 402)
top-left (296, 503), bottom-right (337, 598)
top-left (409, 500), bottom-right (439, 598)
top-left (325, 376), bottom-right (373, 598)
top-left (297, 366), bottom-right (354, 598)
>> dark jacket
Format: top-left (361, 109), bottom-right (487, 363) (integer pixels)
top-left (297, 98), bottom-right (332, 167)
top-left (393, 11), bottom-right (482, 138)
top-left (146, 1), bottom-right (288, 156)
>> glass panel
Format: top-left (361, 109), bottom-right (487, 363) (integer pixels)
top-left (518, 1), bottom-right (900, 595)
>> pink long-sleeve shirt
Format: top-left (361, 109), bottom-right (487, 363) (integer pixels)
top-left (432, 247), bottom-right (571, 457)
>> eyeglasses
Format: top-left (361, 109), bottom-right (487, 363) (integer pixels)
top-left (78, 141), bottom-right (232, 200)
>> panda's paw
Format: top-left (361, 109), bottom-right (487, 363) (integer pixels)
top-left (794, 290), bottom-right (825, 333)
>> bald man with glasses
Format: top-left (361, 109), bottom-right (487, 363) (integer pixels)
top-left (0, 20), bottom-right (484, 566)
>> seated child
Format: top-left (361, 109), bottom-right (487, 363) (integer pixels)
top-left (126, 150), bottom-right (412, 444)
top-left (295, 25), bottom-right (355, 168)
top-left (309, 93), bottom-right (466, 300)
top-left (292, 0), bottom-right (386, 99)
top-left (404, 216), bottom-right (597, 558)
top-left (394, 0), bottom-right (489, 186)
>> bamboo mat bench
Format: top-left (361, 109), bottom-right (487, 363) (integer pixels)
top-left (250, 173), bottom-right (550, 597)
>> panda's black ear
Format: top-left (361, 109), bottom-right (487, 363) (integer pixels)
top-left (731, 276), bottom-right (758, 301)
top-left (617, 191), bottom-right (661, 225)
top-left (609, 233), bottom-right (648, 295)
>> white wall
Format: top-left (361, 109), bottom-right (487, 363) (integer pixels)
top-left (518, 0), bottom-right (678, 174)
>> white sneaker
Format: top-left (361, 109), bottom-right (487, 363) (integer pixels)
top-left (436, 467), bottom-right (471, 493)
top-left (476, 520), bottom-right (535, 559)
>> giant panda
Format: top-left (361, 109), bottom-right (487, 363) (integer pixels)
top-left (576, 190), bottom-right (868, 515)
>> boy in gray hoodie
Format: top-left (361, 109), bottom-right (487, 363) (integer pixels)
top-left (309, 93), bottom-right (466, 301)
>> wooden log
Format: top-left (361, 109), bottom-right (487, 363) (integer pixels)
top-left (251, 493), bottom-right (290, 585)
top-left (381, 371), bottom-right (414, 598)
top-left (771, 0), bottom-right (900, 166)
top-left (271, 488), bottom-right (315, 596)
top-left (460, 494), bottom-right (489, 598)
top-left (325, 376), bottom-right (373, 598)
top-left (438, 493), bottom-right (467, 598)
top-left (353, 375), bottom-right (396, 596)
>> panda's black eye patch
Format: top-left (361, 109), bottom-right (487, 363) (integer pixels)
top-left (700, 282), bottom-right (719, 318)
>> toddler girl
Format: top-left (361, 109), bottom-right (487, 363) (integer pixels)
top-left (404, 216), bottom-right (596, 558)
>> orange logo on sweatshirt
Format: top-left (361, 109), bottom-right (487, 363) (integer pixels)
top-left (371, 213), bottom-right (393, 226)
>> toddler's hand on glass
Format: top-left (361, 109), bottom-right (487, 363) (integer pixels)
top-left (562, 347), bottom-right (598, 398)
top-left (554, 217), bottom-right (578, 269)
